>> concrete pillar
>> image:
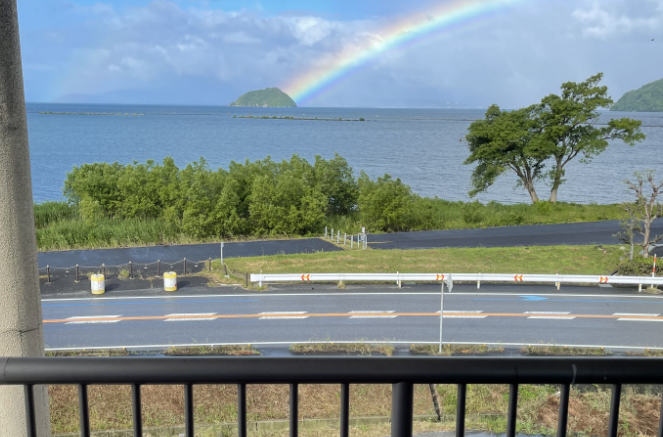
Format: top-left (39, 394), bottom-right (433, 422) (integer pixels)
top-left (0, 1), bottom-right (51, 436)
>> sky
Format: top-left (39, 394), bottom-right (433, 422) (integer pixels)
top-left (17, 0), bottom-right (663, 108)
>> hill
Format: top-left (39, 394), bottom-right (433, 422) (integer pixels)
top-left (611, 78), bottom-right (663, 112)
top-left (229, 87), bottom-right (297, 107)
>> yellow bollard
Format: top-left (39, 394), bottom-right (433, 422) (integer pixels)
top-left (91, 274), bottom-right (105, 295)
top-left (164, 271), bottom-right (177, 292)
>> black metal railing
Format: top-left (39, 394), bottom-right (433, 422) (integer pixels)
top-left (2, 356), bottom-right (663, 437)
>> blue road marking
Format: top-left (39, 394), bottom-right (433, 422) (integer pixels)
top-left (474, 295), bottom-right (663, 304)
top-left (42, 299), bottom-right (260, 308)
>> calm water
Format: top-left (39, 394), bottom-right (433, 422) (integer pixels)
top-left (26, 103), bottom-right (663, 204)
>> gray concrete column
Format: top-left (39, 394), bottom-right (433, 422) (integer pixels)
top-left (0, 1), bottom-right (51, 436)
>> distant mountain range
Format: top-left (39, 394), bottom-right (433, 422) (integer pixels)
top-left (229, 87), bottom-right (297, 107)
top-left (611, 78), bottom-right (663, 112)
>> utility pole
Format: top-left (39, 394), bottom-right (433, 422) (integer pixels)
top-left (0, 1), bottom-right (51, 435)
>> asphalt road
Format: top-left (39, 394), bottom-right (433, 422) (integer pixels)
top-left (368, 220), bottom-right (663, 250)
top-left (38, 220), bottom-right (663, 268)
top-left (42, 286), bottom-right (663, 350)
top-left (38, 238), bottom-right (340, 268)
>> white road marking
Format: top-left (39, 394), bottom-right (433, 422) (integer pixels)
top-left (613, 313), bottom-right (660, 316)
top-left (617, 318), bottom-right (663, 322)
top-left (259, 312), bottom-right (308, 315)
top-left (527, 316), bottom-right (575, 320)
top-left (524, 311), bottom-right (571, 314)
top-left (65, 315), bottom-right (121, 324)
top-left (442, 315), bottom-right (487, 319)
top-left (258, 311), bottom-right (309, 320)
top-left (436, 310), bottom-right (484, 313)
top-left (164, 313), bottom-right (217, 322)
top-left (41, 291), bottom-right (663, 302)
top-left (349, 310), bottom-right (397, 319)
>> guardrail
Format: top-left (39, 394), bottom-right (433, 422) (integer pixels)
top-left (3, 356), bottom-right (663, 437)
top-left (250, 272), bottom-right (663, 289)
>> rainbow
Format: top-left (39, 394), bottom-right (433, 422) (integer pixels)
top-left (282, 0), bottom-right (526, 104)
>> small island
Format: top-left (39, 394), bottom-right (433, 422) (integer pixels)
top-left (611, 77), bottom-right (663, 112)
top-left (229, 87), bottom-right (297, 108)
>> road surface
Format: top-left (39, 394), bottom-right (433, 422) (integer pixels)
top-left (368, 220), bottom-right (663, 250)
top-left (42, 285), bottom-right (663, 350)
top-left (38, 220), bottom-right (663, 268)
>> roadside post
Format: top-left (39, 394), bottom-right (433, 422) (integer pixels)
top-left (556, 271), bottom-right (560, 291)
top-left (324, 226), bottom-right (327, 238)
top-left (337, 230), bottom-right (340, 243)
top-left (220, 242), bottom-right (224, 266)
top-left (654, 255), bottom-right (657, 278)
top-left (331, 228), bottom-right (334, 241)
top-left (344, 233), bottom-right (347, 245)
top-left (351, 236), bottom-right (353, 249)
top-left (438, 279), bottom-right (445, 353)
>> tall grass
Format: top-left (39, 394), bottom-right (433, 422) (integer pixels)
top-left (34, 199), bottom-right (624, 252)
top-left (326, 199), bottom-right (622, 235)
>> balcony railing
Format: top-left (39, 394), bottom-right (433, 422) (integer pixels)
top-left (1, 356), bottom-right (663, 437)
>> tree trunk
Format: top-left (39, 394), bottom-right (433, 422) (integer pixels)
top-left (526, 181), bottom-right (539, 203)
top-left (549, 159), bottom-right (564, 203)
top-left (642, 225), bottom-right (650, 258)
top-left (428, 384), bottom-right (442, 422)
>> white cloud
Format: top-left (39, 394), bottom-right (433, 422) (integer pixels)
top-left (20, 0), bottom-right (663, 107)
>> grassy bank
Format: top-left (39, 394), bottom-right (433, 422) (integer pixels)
top-left (49, 382), bottom-right (661, 436)
top-left (221, 245), bottom-right (621, 278)
top-left (34, 200), bottom-right (623, 252)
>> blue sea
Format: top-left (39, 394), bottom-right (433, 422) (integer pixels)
top-left (26, 103), bottom-right (663, 204)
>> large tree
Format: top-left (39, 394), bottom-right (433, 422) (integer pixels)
top-left (465, 73), bottom-right (645, 203)
top-left (465, 104), bottom-right (550, 203)
top-left (537, 73), bottom-right (645, 202)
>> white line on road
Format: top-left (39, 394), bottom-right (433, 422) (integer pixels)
top-left (164, 313), bottom-right (217, 322)
top-left (65, 315), bottom-right (121, 324)
top-left (613, 313), bottom-right (660, 316)
top-left (258, 311), bottom-right (309, 320)
top-left (524, 312), bottom-right (571, 314)
top-left (442, 315), bottom-right (487, 319)
top-left (436, 310), bottom-right (484, 313)
top-left (527, 316), bottom-right (576, 320)
top-left (41, 291), bottom-right (663, 302)
top-left (617, 318), bottom-right (663, 322)
top-left (349, 310), bottom-right (397, 319)
top-left (259, 312), bottom-right (308, 315)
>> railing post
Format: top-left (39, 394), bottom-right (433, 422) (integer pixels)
top-left (238, 384), bottom-right (247, 437)
top-left (75, 264), bottom-right (79, 282)
top-left (341, 383), bottom-right (350, 437)
top-left (183, 258), bottom-right (187, 275)
top-left (24, 385), bottom-right (37, 437)
top-left (157, 259), bottom-right (161, 276)
top-left (185, 384), bottom-right (194, 437)
top-left (47, 265), bottom-right (50, 283)
top-left (391, 382), bottom-right (413, 437)
top-left (132, 384), bottom-right (143, 437)
top-left (290, 383), bottom-right (298, 437)
top-left (608, 384), bottom-right (622, 437)
top-left (456, 383), bottom-right (467, 437)
top-left (506, 384), bottom-right (518, 437)
top-left (79, 384), bottom-right (90, 437)
top-left (557, 384), bottom-right (570, 437)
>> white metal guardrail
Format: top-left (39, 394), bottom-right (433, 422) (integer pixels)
top-left (251, 272), bottom-right (663, 289)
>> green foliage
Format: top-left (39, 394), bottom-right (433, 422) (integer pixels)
top-left (357, 172), bottom-right (414, 232)
top-left (616, 256), bottom-right (661, 276)
top-left (465, 73), bottom-right (645, 203)
top-left (229, 87), bottom-right (297, 107)
top-left (611, 77), bottom-right (663, 112)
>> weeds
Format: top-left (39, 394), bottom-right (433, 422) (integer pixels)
top-left (410, 344), bottom-right (504, 356)
top-left (520, 345), bottom-right (611, 356)
top-left (164, 345), bottom-right (259, 356)
top-left (290, 342), bottom-right (394, 356)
